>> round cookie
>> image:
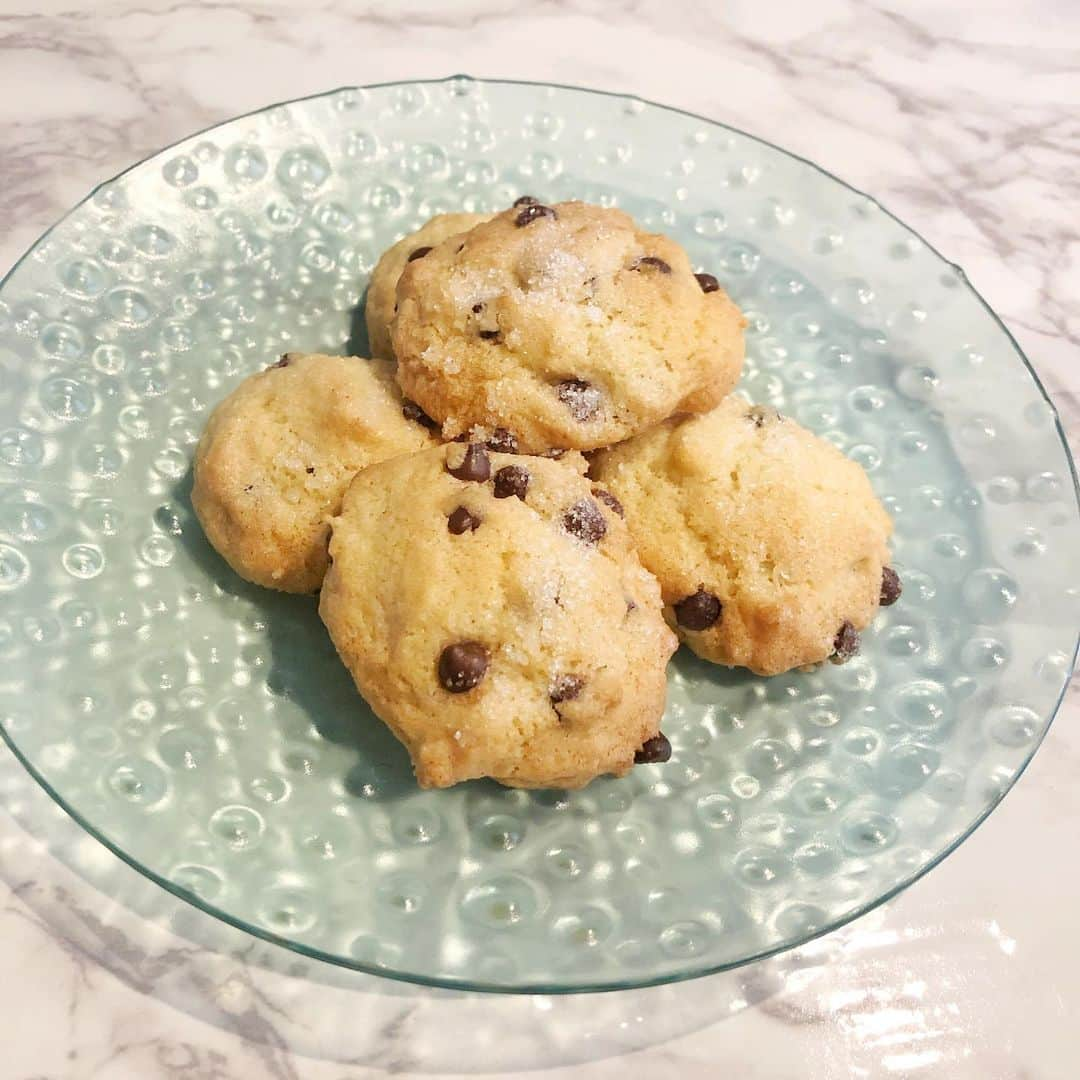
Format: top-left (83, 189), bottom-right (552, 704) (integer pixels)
top-left (365, 212), bottom-right (492, 360)
top-left (391, 199), bottom-right (746, 453)
top-left (590, 397), bottom-right (899, 676)
top-left (319, 442), bottom-right (677, 789)
top-left (193, 352), bottom-right (436, 594)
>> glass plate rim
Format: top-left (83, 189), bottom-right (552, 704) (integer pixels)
top-left (1, 74), bottom-right (1077, 995)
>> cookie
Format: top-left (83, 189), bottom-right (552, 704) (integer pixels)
top-left (192, 352), bottom-right (436, 594)
top-left (319, 442), bottom-right (677, 788)
top-left (391, 200), bottom-right (746, 453)
top-left (590, 397), bottom-right (898, 675)
top-left (364, 212), bottom-right (492, 360)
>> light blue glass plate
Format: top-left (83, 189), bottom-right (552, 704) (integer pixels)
top-left (0, 77), bottom-right (1076, 993)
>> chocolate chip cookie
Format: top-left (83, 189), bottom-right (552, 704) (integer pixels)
top-left (590, 397), bottom-right (899, 675)
top-left (391, 200), bottom-right (746, 453)
top-left (318, 442), bottom-right (677, 788)
top-left (192, 352), bottom-right (436, 593)
top-left (364, 211), bottom-right (493, 360)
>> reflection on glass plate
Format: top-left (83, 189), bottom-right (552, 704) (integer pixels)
top-left (0, 77), bottom-right (1076, 992)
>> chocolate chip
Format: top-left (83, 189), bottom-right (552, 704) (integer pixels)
top-left (880, 567), bottom-right (902, 606)
top-left (494, 464), bottom-right (530, 500)
top-left (402, 400), bottom-right (438, 430)
top-left (831, 621), bottom-right (860, 663)
top-left (591, 487), bottom-right (624, 518)
top-left (563, 499), bottom-right (607, 544)
top-left (513, 195), bottom-right (540, 207)
top-left (694, 272), bottom-right (720, 293)
top-left (305, 466), bottom-right (315, 475)
top-left (270, 354), bottom-right (290, 369)
top-left (486, 428), bottom-right (518, 454)
top-left (447, 506), bottom-right (481, 534)
top-left (478, 329), bottom-right (500, 340)
top-left (634, 733), bottom-right (672, 764)
top-left (446, 443), bottom-right (491, 483)
top-left (438, 641), bottom-right (489, 693)
top-left (556, 379), bottom-right (601, 421)
top-left (471, 302), bottom-right (484, 314)
top-left (626, 598), bottom-right (637, 613)
top-left (634, 256), bottom-right (672, 274)
top-left (550, 674), bottom-right (584, 705)
top-left (407, 245), bottom-right (433, 263)
top-left (674, 587), bottom-right (722, 631)
top-left (515, 203), bottom-right (557, 227)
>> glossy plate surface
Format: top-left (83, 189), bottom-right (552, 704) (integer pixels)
top-left (0, 77), bottom-right (1076, 992)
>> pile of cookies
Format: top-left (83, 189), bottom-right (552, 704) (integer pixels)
top-left (193, 198), bottom-right (900, 790)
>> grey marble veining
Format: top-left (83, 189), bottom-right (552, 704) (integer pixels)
top-left (0, 2), bottom-right (1077, 1077)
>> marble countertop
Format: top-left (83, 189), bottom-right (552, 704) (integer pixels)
top-left (1, 2), bottom-right (1077, 1077)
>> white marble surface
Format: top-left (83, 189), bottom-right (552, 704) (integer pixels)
top-left (1, 2), bottom-right (1078, 1077)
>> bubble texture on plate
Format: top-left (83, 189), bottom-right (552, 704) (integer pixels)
top-left (0, 77), bottom-right (1077, 992)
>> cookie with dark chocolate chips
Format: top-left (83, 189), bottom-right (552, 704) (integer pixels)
top-left (590, 395), bottom-right (894, 675)
top-left (391, 200), bottom-right (745, 452)
top-left (318, 443), bottom-right (676, 789)
top-left (192, 353), bottom-right (436, 596)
